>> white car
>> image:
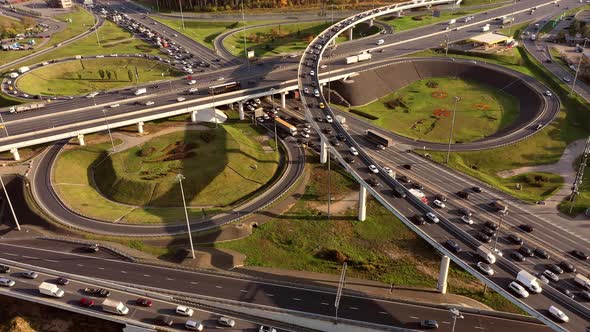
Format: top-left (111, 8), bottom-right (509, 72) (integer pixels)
top-left (302, 128), bottom-right (311, 133)
top-left (188, 80), bottom-right (197, 85)
top-left (217, 317), bottom-right (235, 327)
top-left (310, 70), bottom-right (315, 76)
top-left (300, 132), bottom-right (310, 138)
top-left (350, 147), bottom-right (358, 156)
top-left (217, 77), bottom-right (225, 81)
top-left (383, 166), bottom-right (393, 176)
top-left (477, 262), bottom-right (494, 275)
top-left (175, 305), bottom-right (194, 317)
top-left (508, 281), bottom-right (529, 298)
top-left (259, 326), bottom-right (277, 332)
top-left (544, 90), bottom-right (552, 96)
top-left (188, 87), bottom-right (198, 93)
top-left (0, 277), bottom-right (15, 287)
top-left (185, 320), bottom-right (204, 331)
top-left (460, 215), bottom-right (474, 224)
top-left (548, 306), bottom-right (569, 323)
top-left (109, 103), bottom-right (120, 108)
top-left (368, 164), bottom-right (379, 174)
top-left (326, 115), bottom-right (333, 123)
top-left (433, 199), bottom-right (445, 208)
top-left (176, 96), bottom-right (186, 102)
top-left (145, 101), bottom-right (155, 106)
top-left (563, 77), bottom-right (571, 83)
top-left (543, 270), bottom-right (559, 282)
top-left (320, 64), bottom-right (327, 69)
top-left (110, 54), bottom-right (118, 57)
top-left (426, 212), bottom-right (439, 223)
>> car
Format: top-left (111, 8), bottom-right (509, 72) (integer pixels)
top-left (310, 70), bottom-right (315, 76)
top-left (413, 182), bottom-right (424, 190)
top-left (0, 265), bottom-right (10, 273)
top-left (145, 101), bottom-right (155, 106)
top-left (376, 144), bottom-right (385, 150)
top-left (398, 176), bottom-right (411, 183)
top-left (484, 221), bottom-right (498, 230)
top-left (425, 212), bottom-right (439, 223)
top-left (571, 250), bottom-right (589, 260)
top-left (547, 264), bottom-right (564, 274)
top-left (563, 77), bottom-right (571, 83)
top-left (319, 102), bottom-right (325, 109)
top-left (217, 317), bottom-right (235, 327)
top-left (544, 91), bottom-right (552, 97)
top-left (482, 227), bottom-right (496, 237)
top-left (434, 194), bottom-right (447, 202)
top-left (336, 133), bottom-right (346, 141)
top-left (445, 239), bottom-right (461, 253)
top-left (350, 147), bottom-right (358, 156)
top-left (392, 187), bottom-right (406, 198)
top-left (155, 315), bottom-right (174, 326)
top-left (433, 199), bottom-right (445, 208)
top-left (477, 262), bottom-right (494, 275)
top-left (519, 246), bottom-right (534, 257)
top-left (366, 177), bottom-right (380, 187)
top-left (79, 297), bottom-right (94, 307)
top-left (326, 115), bottom-right (333, 123)
top-left (580, 290), bottom-right (590, 301)
top-left (457, 191), bottom-right (469, 199)
top-left (56, 277), bottom-right (69, 285)
top-left (188, 87), bottom-right (198, 93)
top-left (519, 224), bottom-right (534, 232)
top-left (459, 208), bottom-right (472, 216)
top-left (413, 215), bottom-right (426, 225)
top-left (559, 261), bottom-right (576, 273)
top-left (344, 156), bottom-right (355, 164)
top-left (323, 127), bottom-right (332, 134)
top-left (507, 234), bottom-right (523, 245)
top-left (186, 320), bottom-right (204, 331)
top-left (472, 186), bottom-right (483, 193)
top-left (420, 320), bottom-right (439, 329)
top-left (259, 326), bottom-right (277, 332)
top-left (511, 251), bottom-right (525, 262)
top-left (383, 166), bottom-right (393, 176)
top-left (0, 277), bottom-right (15, 287)
top-left (176, 305), bottom-right (194, 317)
top-left (300, 132), bottom-right (310, 138)
top-left (21, 271), bottom-right (38, 279)
top-left (543, 269), bottom-right (559, 282)
top-left (217, 77), bottom-right (225, 81)
top-left (460, 215), bottom-right (474, 224)
top-left (187, 79), bottom-right (196, 85)
top-left (535, 273), bottom-right (550, 284)
top-left (136, 298), bottom-right (153, 307)
top-left (303, 87), bottom-right (309, 94)
top-left (177, 96), bottom-right (186, 102)
top-left (368, 165), bottom-right (379, 174)
top-left (548, 305), bottom-right (569, 322)
top-left (478, 232), bottom-right (491, 243)
top-left (509, 281), bottom-right (530, 298)
top-left (534, 248), bottom-right (550, 259)
top-left (83, 287), bottom-right (111, 297)
top-left (556, 286), bottom-right (575, 299)
top-left (403, 164), bottom-right (412, 170)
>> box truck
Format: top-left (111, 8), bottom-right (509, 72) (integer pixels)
top-left (9, 103), bottom-right (45, 114)
top-left (574, 274), bottom-right (590, 289)
top-left (477, 245), bottom-right (496, 264)
top-left (345, 52), bottom-right (372, 64)
top-left (482, 25), bottom-right (490, 32)
top-left (102, 299), bottom-right (129, 315)
top-left (38, 282), bottom-right (65, 298)
top-left (134, 88), bottom-right (147, 95)
top-left (17, 66), bottom-right (30, 74)
top-left (408, 189), bottom-right (428, 204)
top-left (516, 270), bottom-right (542, 294)
top-left (448, 19), bottom-right (456, 25)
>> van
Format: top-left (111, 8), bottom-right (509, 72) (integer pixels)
top-left (350, 147), bottom-right (358, 156)
top-left (176, 305), bottom-right (194, 317)
top-left (376, 39), bottom-right (384, 45)
top-left (548, 306), bottom-right (569, 322)
top-left (313, 89), bottom-right (320, 97)
top-left (217, 317), bottom-right (235, 327)
top-left (508, 281), bottom-right (529, 298)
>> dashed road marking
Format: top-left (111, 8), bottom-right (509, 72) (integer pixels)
top-left (349, 306), bottom-right (358, 310)
top-left (166, 277), bottom-right (174, 281)
top-left (321, 302), bottom-right (330, 306)
top-left (442, 321), bottom-right (450, 324)
top-left (43, 259), bottom-right (59, 263)
top-left (474, 327), bottom-right (485, 330)
top-left (215, 285), bottom-right (222, 289)
top-left (378, 311), bottom-right (389, 315)
top-left (293, 298), bottom-right (302, 301)
top-left (265, 293), bottom-right (275, 297)
top-left (76, 264), bottom-right (84, 267)
top-left (190, 282), bottom-right (199, 285)
top-left (3, 253), bottom-right (18, 256)
top-left (143, 274), bottom-right (150, 277)
top-left (121, 271), bottom-right (127, 274)
top-left (240, 290), bottom-right (248, 293)
top-left (410, 316), bottom-right (420, 319)
top-left (98, 267), bottom-right (104, 270)
top-left (22, 255), bottom-right (37, 259)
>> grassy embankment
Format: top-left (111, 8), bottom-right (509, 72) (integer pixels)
top-left (342, 77), bottom-right (519, 144)
top-left (53, 120), bottom-right (279, 224)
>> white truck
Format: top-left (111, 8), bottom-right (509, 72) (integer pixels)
top-left (574, 274), bottom-right (590, 289)
top-left (448, 18), bottom-right (456, 25)
top-left (38, 282), bottom-right (65, 298)
top-left (477, 245), bottom-right (496, 264)
top-left (408, 188), bottom-right (428, 204)
top-left (102, 299), bottom-right (129, 315)
top-left (134, 88), bottom-right (147, 95)
top-left (481, 24), bottom-right (490, 32)
top-left (345, 52), bottom-right (372, 64)
top-left (9, 103), bottom-right (46, 114)
top-left (17, 66), bottom-right (30, 74)
top-left (516, 270), bottom-right (542, 294)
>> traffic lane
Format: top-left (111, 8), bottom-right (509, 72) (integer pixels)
top-left (4, 239), bottom-right (127, 262)
top-left (0, 243), bottom-right (551, 331)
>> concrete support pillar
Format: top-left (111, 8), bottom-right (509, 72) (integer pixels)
top-left (137, 121), bottom-right (144, 134)
top-left (319, 137), bottom-right (328, 164)
top-left (281, 92), bottom-right (287, 109)
top-left (77, 134), bottom-right (85, 146)
top-left (358, 185), bottom-right (367, 221)
top-left (10, 148), bottom-right (20, 161)
top-left (348, 27), bottom-right (353, 41)
top-left (191, 111), bottom-right (197, 123)
top-left (238, 102), bottom-right (245, 120)
top-left (369, 18), bottom-right (374, 27)
top-left (437, 255), bottom-right (450, 294)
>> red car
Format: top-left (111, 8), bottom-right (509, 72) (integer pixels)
top-left (136, 298), bottom-right (153, 307)
top-left (79, 297), bottom-right (95, 307)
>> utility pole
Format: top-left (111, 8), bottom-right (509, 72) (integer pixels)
top-left (334, 262), bottom-right (347, 323)
top-left (492, 213), bottom-right (504, 253)
top-left (178, 0), bottom-right (185, 30)
top-left (270, 88), bottom-right (278, 152)
top-left (0, 175), bottom-right (20, 231)
top-left (102, 109), bottom-right (116, 153)
top-left (327, 148), bottom-right (331, 219)
top-left (177, 174), bottom-right (196, 259)
top-left (241, 0), bottom-right (249, 70)
top-left (571, 38), bottom-right (588, 96)
top-left (568, 136), bottom-right (590, 214)
top-left (446, 96), bottom-right (460, 163)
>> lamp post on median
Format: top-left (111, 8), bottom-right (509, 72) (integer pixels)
top-left (177, 174), bottom-right (196, 259)
top-left (0, 112), bottom-right (9, 137)
top-left (446, 96), bottom-right (460, 164)
top-left (450, 308), bottom-right (464, 332)
top-left (101, 109), bottom-right (116, 153)
top-left (0, 175), bottom-right (20, 231)
top-left (270, 88), bottom-right (278, 153)
top-left (571, 38), bottom-right (588, 96)
top-left (178, 0), bottom-right (186, 30)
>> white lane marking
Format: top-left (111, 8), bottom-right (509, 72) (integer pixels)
top-left (293, 298), bottom-right (302, 301)
top-left (240, 290), bottom-right (248, 293)
top-left (3, 253), bottom-right (18, 256)
top-left (410, 316), bottom-right (420, 319)
top-left (379, 311), bottom-right (389, 315)
top-left (143, 274), bottom-right (150, 277)
top-left (98, 267), bottom-right (105, 270)
top-left (22, 256), bottom-right (37, 259)
top-left (190, 281), bottom-right (199, 285)
top-left (349, 306), bottom-right (358, 310)
top-left (166, 277), bottom-right (174, 281)
top-left (121, 271), bottom-right (127, 274)
top-left (321, 302), bottom-right (330, 306)
top-left (43, 259), bottom-right (59, 263)
top-left (442, 321), bottom-right (450, 324)
top-left (265, 293), bottom-right (275, 297)
top-left (76, 264), bottom-right (84, 267)
top-left (474, 327), bottom-right (485, 330)
top-left (215, 285), bottom-right (222, 289)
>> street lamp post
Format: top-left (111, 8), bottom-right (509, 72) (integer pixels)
top-left (450, 308), bottom-right (464, 332)
top-left (177, 174), bottom-right (196, 259)
top-left (446, 96), bottom-right (460, 164)
top-left (270, 88), bottom-right (278, 152)
top-left (178, 0), bottom-right (186, 30)
top-left (492, 213), bottom-right (505, 254)
top-left (101, 109), bottom-right (116, 153)
top-left (571, 38), bottom-right (588, 96)
top-left (0, 175), bottom-right (20, 231)
top-left (0, 112), bottom-right (9, 137)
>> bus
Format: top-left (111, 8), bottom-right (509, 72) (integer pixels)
top-left (275, 118), bottom-right (297, 136)
top-left (365, 129), bottom-right (393, 147)
top-left (208, 81), bottom-right (241, 95)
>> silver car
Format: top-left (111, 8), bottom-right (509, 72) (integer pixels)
top-left (0, 277), bottom-right (15, 287)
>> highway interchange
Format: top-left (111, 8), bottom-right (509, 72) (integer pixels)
top-left (0, 0), bottom-right (590, 330)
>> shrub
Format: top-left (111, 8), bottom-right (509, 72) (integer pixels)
top-left (412, 15), bottom-right (424, 21)
top-left (316, 248), bottom-right (348, 263)
top-left (137, 146), bottom-right (156, 157)
top-left (349, 109), bottom-right (379, 120)
top-left (386, 97), bottom-right (408, 109)
top-left (426, 80), bottom-right (439, 88)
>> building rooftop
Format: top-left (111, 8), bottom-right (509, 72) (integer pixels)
top-left (469, 32), bottom-right (512, 45)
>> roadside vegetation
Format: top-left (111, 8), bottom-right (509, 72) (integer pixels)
top-left (16, 58), bottom-right (182, 96)
top-left (341, 77), bottom-right (519, 144)
top-left (383, 8), bottom-right (489, 32)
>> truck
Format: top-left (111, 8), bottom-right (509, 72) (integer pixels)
top-left (408, 188), bottom-right (428, 204)
top-left (275, 117), bottom-right (297, 136)
top-left (365, 129), bottom-right (393, 147)
top-left (17, 66), bottom-right (30, 74)
top-left (531, 34), bottom-right (536, 41)
top-left (101, 299), bottom-right (129, 315)
top-left (448, 18), bottom-right (456, 25)
top-left (490, 199), bottom-right (508, 214)
top-left (574, 274), bottom-right (590, 289)
top-left (335, 115), bottom-right (346, 124)
top-left (345, 52), bottom-right (372, 64)
top-left (516, 270), bottom-right (542, 294)
top-left (481, 24), bottom-right (490, 32)
top-left (502, 16), bottom-right (514, 25)
top-left (38, 282), bottom-right (65, 298)
top-left (134, 88), bottom-right (147, 96)
top-left (477, 245), bottom-right (496, 264)
top-left (9, 103), bottom-right (45, 113)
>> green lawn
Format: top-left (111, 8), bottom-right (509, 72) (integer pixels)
top-left (16, 58), bottom-right (182, 96)
top-left (217, 156), bottom-right (522, 313)
top-left (342, 77), bottom-right (519, 144)
top-left (383, 8), bottom-right (487, 32)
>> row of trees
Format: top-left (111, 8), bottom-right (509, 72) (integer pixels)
top-left (0, 17), bottom-right (37, 39)
top-left (151, 0), bottom-right (395, 12)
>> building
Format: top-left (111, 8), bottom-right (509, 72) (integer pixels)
top-left (47, 0), bottom-right (72, 8)
top-left (468, 32), bottom-right (514, 49)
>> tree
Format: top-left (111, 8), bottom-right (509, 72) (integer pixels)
top-left (106, 70), bottom-right (112, 80)
top-left (127, 69), bottom-right (133, 82)
top-left (21, 17), bottom-right (37, 29)
top-left (98, 69), bottom-right (105, 79)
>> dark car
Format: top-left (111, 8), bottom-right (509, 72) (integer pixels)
top-left (323, 127), bottom-right (333, 134)
top-left (403, 164), bottom-right (412, 170)
top-left (472, 186), bottom-right (483, 193)
top-left (459, 208), bottom-right (472, 216)
top-left (559, 261), bottom-right (576, 273)
top-left (485, 221), bottom-right (499, 230)
top-left (511, 251), bottom-right (526, 262)
top-left (519, 246), bottom-right (534, 257)
top-left (393, 187), bottom-right (406, 198)
top-left (534, 248), bottom-right (550, 259)
top-left (136, 298), bottom-right (153, 307)
top-left (548, 264), bottom-right (564, 274)
top-left (482, 227), bottom-right (496, 237)
top-left (331, 139), bottom-right (341, 147)
top-left (344, 156), bottom-right (355, 164)
top-left (507, 234), bottom-right (523, 245)
top-left (571, 250), bottom-right (589, 260)
top-left (398, 175), bottom-right (411, 183)
top-left (336, 133), bottom-right (346, 141)
top-left (79, 297), bottom-right (94, 307)
top-left (519, 224), bottom-right (534, 233)
top-left (56, 277), bottom-right (69, 285)
top-left (420, 320), bottom-right (439, 329)
top-left (413, 215), bottom-right (426, 225)
top-left (457, 191), bottom-right (469, 199)
top-left (83, 288), bottom-right (111, 297)
top-left (413, 182), bottom-right (424, 190)
top-left (155, 316), bottom-right (174, 326)
top-left (445, 239), bottom-right (461, 253)
top-left (478, 232), bottom-right (491, 243)
top-left (557, 286), bottom-right (575, 299)
top-left (366, 177), bottom-right (380, 187)
top-left (434, 194), bottom-right (447, 202)
top-left (0, 265), bottom-right (10, 273)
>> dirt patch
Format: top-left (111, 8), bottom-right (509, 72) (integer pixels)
top-left (431, 90), bottom-right (448, 99)
top-left (473, 103), bottom-right (491, 111)
top-left (433, 109), bottom-right (450, 117)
